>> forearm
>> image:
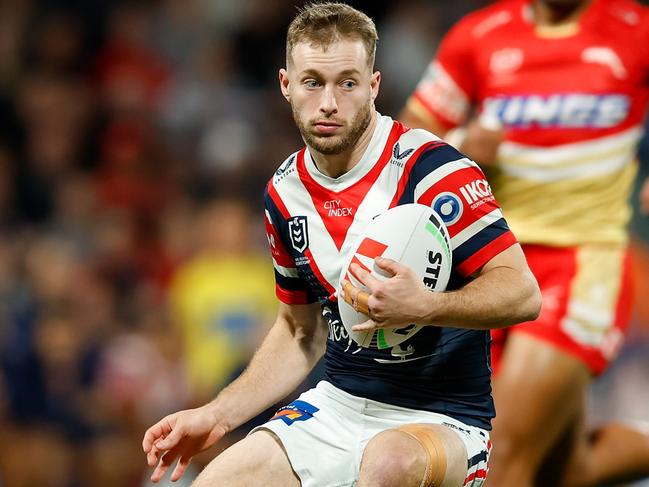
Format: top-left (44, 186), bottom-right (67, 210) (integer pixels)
top-left (206, 315), bottom-right (327, 433)
top-left (423, 264), bottom-right (540, 330)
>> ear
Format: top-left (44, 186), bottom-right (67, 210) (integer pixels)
top-left (370, 71), bottom-right (381, 102)
top-left (279, 68), bottom-right (290, 102)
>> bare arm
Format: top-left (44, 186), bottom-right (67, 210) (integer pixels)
top-left (142, 302), bottom-right (326, 482)
top-left (400, 104), bottom-right (503, 167)
top-left (345, 244), bottom-right (541, 332)
top-left (207, 302), bottom-right (326, 429)
top-left (420, 244), bottom-right (541, 329)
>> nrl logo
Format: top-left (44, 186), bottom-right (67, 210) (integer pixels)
top-left (288, 216), bottom-right (309, 253)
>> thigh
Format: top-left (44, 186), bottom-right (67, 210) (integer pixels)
top-left (192, 430), bottom-right (300, 487)
top-left (490, 332), bottom-right (590, 468)
top-left (251, 382), bottom-right (362, 487)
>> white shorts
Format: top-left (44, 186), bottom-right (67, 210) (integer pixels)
top-left (251, 381), bottom-right (490, 487)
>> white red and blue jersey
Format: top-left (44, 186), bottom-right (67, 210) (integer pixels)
top-left (264, 114), bottom-right (517, 429)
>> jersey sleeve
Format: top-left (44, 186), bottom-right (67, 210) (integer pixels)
top-left (411, 144), bottom-right (517, 277)
top-left (406, 18), bottom-right (478, 129)
top-left (264, 185), bottom-right (316, 305)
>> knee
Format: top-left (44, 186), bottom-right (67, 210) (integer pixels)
top-left (358, 429), bottom-right (427, 487)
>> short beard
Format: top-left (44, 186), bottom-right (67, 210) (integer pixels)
top-left (293, 100), bottom-right (373, 155)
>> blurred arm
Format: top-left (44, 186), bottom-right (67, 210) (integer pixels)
top-left (400, 103), bottom-right (503, 167)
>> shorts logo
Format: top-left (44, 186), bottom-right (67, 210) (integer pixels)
top-left (270, 400), bottom-right (319, 425)
top-left (288, 216), bottom-right (308, 253)
top-left (432, 192), bottom-right (463, 226)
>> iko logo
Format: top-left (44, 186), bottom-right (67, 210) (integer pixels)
top-left (483, 94), bottom-right (630, 128)
top-left (288, 216), bottom-right (308, 253)
top-left (459, 179), bottom-right (493, 206)
top-left (432, 192), bottom-right (463, 226)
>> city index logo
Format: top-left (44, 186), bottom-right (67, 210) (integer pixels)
top-left (270, 400), bottom-right (319, 425)
top-left (324, 199), bottom-right (353, 217)
top-left (459, 179), bottom-right (493, 206)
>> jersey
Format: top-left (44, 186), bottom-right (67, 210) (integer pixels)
top-left (264, 114), bottom-right (517, 429)
top-left (407, 0), bottom-right (649, 246)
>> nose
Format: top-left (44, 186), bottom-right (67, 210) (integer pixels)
top-left (319, 85), bottom-right (338, 115)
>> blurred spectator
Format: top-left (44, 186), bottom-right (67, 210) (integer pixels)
top-left (168, 198), bottom-right (276, 401)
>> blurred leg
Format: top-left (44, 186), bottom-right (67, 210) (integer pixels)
top-left (485, 333), bottom-right (590, 487)
top-left (192, 430), bottom-right (300, 487)
top-left (556, 422), bottom-right (649, 487)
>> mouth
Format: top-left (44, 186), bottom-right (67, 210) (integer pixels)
top-left (313, 121), bottom-right (342, 134)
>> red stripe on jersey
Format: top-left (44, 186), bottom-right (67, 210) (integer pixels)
top-left (264, 210), bottom-right (295, 268)
top-left (463, 469), bottom-right (487, 485)
top-left (416, 166), bottom-right (496, 238)
top-left (457, 231), bottom-right (517, 277)
top-left (389, 140), bottom-right (446, 208)
top-left (275, 284), bottom-right (310, 305)
top-left (297, 122), bottom-right (406, 250)
top-left (356, 237), bottom-right (389, 259)
top-left (304, 247), bottom-right (336, 295)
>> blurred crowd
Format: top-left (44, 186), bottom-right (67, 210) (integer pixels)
top-left (0, 1), bottom-right (647, 486)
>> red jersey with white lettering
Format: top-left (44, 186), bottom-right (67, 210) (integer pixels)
top-left (407, 0), bottom-right (649, 245)
top-left (264, 114), bottom-right (517, 429)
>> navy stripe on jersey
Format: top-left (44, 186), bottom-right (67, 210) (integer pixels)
top-left (453, 217), bottom-right (510, 265)
top-left (264, 185), bottom-right (329, 303)
top-left (468, 450), bottom-right (488, 468)
top-left (410, 144), bottom-right (466, 194)
top-left (274, 270), bottom-right (305, 291)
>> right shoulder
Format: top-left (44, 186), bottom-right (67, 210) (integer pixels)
top-left (264, 149), bottom-right (304, 214)
top-left (267, 150), bottom-right (302, 190)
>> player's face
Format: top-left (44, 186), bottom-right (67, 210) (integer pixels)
top-left (280, 38), bottom-right (380, 155)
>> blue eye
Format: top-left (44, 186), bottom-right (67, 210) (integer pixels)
top-left (342, 80), bottom-right (356, 89)
top-left (305, 80), bottom-right (319, 88)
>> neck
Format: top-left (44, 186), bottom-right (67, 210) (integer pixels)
top-left (310, 110), bottom-right (378, 179)
top-left (532, 0), bottom-right (591, 26)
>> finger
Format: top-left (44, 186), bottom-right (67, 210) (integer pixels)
top-left (341, 280), bottom-right (355, 307)
top-left (151, 449), bottom-right (180, 483)
top-left (143, 419), bottom-right (173, 452)
top-left (374, 257), bottom-right (404, 277)
top-left (147, 445), bottom-right (160, 467)
top-left (155, 425), bottom-right (184, 451)
top-left (341, 281), bottom-right (370, 315)
top-left (170, 454), bottom-right (193, 482)
top-left (350, 263), bottom-right (382, 292)
top-left (352, 319), bottom-right (378, 332)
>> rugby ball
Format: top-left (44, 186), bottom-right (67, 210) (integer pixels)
top-left (338, 203), bottom-right (452, 349)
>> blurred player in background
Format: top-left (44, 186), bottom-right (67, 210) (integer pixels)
top-left (142, 3), bottom-right (541, 486)
top-left (401, 0), bottom-right (649, 486)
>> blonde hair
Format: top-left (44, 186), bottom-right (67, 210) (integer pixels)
top-left (286, 2), bottom-right (378, 67)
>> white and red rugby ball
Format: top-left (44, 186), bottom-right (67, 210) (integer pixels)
top-left (338, 203), bottom-right (452, 349)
